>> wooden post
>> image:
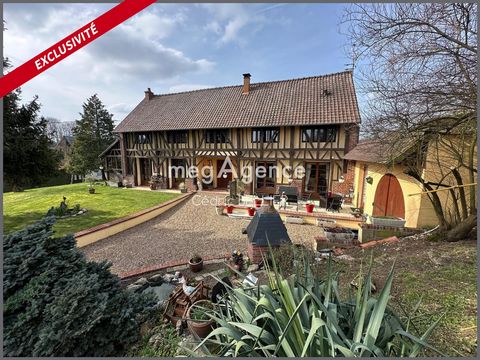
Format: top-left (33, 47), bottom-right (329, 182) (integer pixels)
top-left (119, 132), bottom-right (128, 177)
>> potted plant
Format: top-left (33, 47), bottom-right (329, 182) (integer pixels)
top-left (179, 182), bottom-right (187, 193)
top-left (88, 183), bottom-right (95, 194)
top-left (189, 254), bottom-right (204, 272)
top-left (149, 174), bottom-right (162, 190)
top-left (254, 198), bottom-right (262, 208)
top-left (237, 179), bottom-right (247, 196)
top-left (305, 201), bottom-right (315, 213)
top-left (226, 205), bottom-right (235, 214)
top-left (247, 207), bottom-right (255, 217)
top-left (186, 300), bottom-right (215, 339)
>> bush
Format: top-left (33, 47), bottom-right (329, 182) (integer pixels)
top-left (3, 216), bottom-right (156, 356)
top-left (188, 252), bottom-right (443, 357)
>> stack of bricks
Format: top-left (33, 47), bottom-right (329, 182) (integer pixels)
top-left (247, 242), bottom-right (282, 264)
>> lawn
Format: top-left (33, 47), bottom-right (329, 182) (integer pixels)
top-left (3, 183), bottom-right (179, 237)
top-left (314, 235), bottom-right (477, 357)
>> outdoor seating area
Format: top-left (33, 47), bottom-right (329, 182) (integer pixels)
top-left (237, 192), bottom-right (350, 215)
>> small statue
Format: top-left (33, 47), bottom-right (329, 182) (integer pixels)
top-left (230, 250), bottom-right (244, 272)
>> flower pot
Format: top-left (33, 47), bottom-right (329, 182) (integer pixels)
top-left (186, 300), bottom-right (215, 339)
top-left (215, 206), bottom-right (224, 216)
top-left (189, 258), bottom-right (204, 272)
top-left (254, 199), bottom-right (262, 208)
top-left (226, 205), bottom-right (234, 214)
top-left (305, 203), bottom-right (315, 213)
top-left (247, 207), bottom-right (255, 216)
top-left (149, 183), bottom-right (157, 190)
top-left (88, 188), bottom-right (95, 194)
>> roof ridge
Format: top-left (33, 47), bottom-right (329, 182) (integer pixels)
top-left (151, 70), bottom-right (354, 98)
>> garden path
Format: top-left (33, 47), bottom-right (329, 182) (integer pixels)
top-left (82, 193), bottom-right (323, 274)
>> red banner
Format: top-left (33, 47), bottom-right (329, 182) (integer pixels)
top-left (0, 0), bottom-right (156, 98)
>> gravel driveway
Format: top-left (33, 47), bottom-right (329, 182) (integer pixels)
top-left (82, 193), bottom-right (323, 274)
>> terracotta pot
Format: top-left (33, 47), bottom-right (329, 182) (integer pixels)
top-left (254, 199), bottom-right (262, 208)
top-left (189, 258), bottom-right (204, 272)
top-left (186, 300), bottom-right (215, 339)
top-left (247, 207), bottom-right (255, 216)
top-left (88, 188), bottom-right (95, 194)
top-left (150, 183), bottom-right (157, 190)
top-left (226, 205), bottom-right (234, 214)
top-left (305, 203), bottom-right (315, 213)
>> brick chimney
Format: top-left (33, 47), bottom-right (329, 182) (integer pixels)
top-left (144, 88), bottom-right (154, 100)
top-left (242, 73), bottom-right (251, 94)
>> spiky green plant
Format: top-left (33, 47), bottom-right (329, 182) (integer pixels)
top-left (186, 251), bottom-right (443, 357)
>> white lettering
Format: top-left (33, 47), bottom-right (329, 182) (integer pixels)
top-left (90, 22), bottom-right (98, 35)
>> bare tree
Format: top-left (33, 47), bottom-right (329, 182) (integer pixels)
top-left (343, 3), bottom-right (477, 240)
top-left (45, 117), bottom-right (76, 144)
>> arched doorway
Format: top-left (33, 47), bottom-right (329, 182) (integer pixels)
top-left (372, 174), bottom-right (405, 218)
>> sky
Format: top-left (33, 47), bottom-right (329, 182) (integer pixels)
top-left (4, 3), bottom-right (355, 124)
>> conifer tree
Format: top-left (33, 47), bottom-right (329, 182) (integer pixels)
top-left (3, 59), bottom-right (60, 191)
top-left (3, 217), bottom-right (155, 356)
top-left (68, 94), bottom-right (115, 176)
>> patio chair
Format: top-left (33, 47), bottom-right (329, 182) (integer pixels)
top-left (327, 193), bottom-right (344, 212)
top-left (300, 192), bottom-right (312, 204)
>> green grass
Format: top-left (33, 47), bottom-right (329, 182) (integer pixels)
top-left (309, 238), bottom-right (477, 357)
top-left (395, 256), bottom-right (477, 356)
top-left (3, 183), bottom-right (179, 237)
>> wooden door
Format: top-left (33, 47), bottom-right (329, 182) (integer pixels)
top-left (372, 174), bottom-right (405, 218)
top-left (140, 158), bottom-right (151, 186)
top-left (254, 161), bottom-right (276, 195)
top-left (216, 159), bottom-right (232, 189)
top-left (303, 162), bottom-right (329, 204)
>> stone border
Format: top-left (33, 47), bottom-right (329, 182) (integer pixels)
top-left (119, 254), bottom-right (230, 280)
top-left (75, 192), bottom-right (192, 248)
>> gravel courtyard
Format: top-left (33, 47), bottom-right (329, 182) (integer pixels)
top-left (82, 193), bottom-right (324, 274)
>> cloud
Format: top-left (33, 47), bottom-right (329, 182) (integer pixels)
top-left (3, 3), bottom-right (215, 121)
top-left (202, 4), bottom-right (267, 45)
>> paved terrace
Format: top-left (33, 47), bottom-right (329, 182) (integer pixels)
top-left (82, 193), bottom-right (327, 274)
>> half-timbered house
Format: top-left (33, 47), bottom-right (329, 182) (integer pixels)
top-left (101, 71), bottom-right (361, 200)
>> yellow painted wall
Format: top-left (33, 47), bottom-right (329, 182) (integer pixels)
top-left (352, 162), bottom-right (438, 228)
top-left (421, 135), bottom-right (477, 225)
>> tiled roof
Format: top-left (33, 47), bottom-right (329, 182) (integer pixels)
top-left (114, 70), bottom-right (361, 132)
top-left (343, 140), bottom-right (387, 163)
top-left (344, 136), bottom-right (420, 164)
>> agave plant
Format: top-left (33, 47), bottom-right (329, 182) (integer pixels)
top-left (186, 249), bottom-right (443, 357)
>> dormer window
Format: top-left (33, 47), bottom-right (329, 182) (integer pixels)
top-left (252, 127), bottom-right (280, 143)
top-left (206, 129), bottom-right (230, 144)
top-left (302, 126), bottom-right (337, 143)
top-left (135, 133), bottom-right (151, 144)
top-left (167, 130), bottom-right (188, 144)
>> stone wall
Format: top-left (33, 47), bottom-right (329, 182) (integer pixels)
top-left (360, 224), bottom-right (423, 243)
